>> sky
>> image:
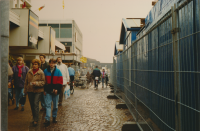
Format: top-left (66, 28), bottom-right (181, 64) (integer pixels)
top-left (31, 0), bottom-right (153, 63)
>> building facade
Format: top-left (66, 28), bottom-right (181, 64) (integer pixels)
top-left (39, 20), bottom-right (83, 58)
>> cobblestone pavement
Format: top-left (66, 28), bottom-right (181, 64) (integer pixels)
top-left (9, 83), bottom-right (134, 131)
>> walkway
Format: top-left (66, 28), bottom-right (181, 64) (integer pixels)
top-left (8, 84), bottom-right (134, 131)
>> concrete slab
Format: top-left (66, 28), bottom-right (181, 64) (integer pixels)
top-left (121, 122), bottom-right (140, 131)
top-left (110, 90), bottom-right (114, 93)
top-left (107, 95), bottom-right (119, 99)
top-left (116, 103), bottom-right (128, 109)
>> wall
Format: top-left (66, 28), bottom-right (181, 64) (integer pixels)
top-left (10, 26), bottom-right (51, 54)
top-left (9, 9), bottom-right (29, 47)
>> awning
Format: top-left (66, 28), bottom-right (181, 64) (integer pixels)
top-left (55, 40), bottom-right (65, 50)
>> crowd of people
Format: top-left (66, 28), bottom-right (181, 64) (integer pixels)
top-left (7, 55), bottom-right (109, 127)
top-left (8, 54), bottom-right (75, 127)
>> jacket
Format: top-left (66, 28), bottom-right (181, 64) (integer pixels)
top-left (56, 63), bottom-right (69, 85)
top-left (43, 66), bottom-right (63, 94)
top-left (40, 61), bottom-right (48, 71)
top-left (101, 71), bottom-right (106, 78)
top-left (24, 68), bottom-right (45, 93)
top-left (68, 67), bottom-right (75, 76)
top-left (9, 65), bottom-right (29, 88)
top-left (92, 68), bottom-right (101, 78)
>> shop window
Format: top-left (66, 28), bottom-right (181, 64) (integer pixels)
top-left (65, 47), bottom-right (70, 53)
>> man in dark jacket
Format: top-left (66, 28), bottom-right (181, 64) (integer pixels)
top-left (92, 66), bottom-right (101, 88)
top-left (43, 58), bottom-right (63, 126)
top-left (39, 54), bottom-right (48, 111)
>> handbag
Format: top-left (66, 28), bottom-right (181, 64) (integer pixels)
top-left (19, 95), bottom-right (26, 105)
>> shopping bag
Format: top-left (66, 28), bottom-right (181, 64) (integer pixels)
top-left (19, 95), bottom-right (26, 105)
top-left (8, 64), bottom-right (13, 76)
top-left (64, 85), bottom-right (70, 100)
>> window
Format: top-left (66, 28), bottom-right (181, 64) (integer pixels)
top-left (60, 24), bottom-right (72, 38)
top-left (65, 47), bottom-right (70, 53)
top-left (39, 24), bottom-right (47, 26)
top-left (48, 24), bottom-right (59, 38)
top-left (61, 42), bottom-right (72, 46)
top-left (61, 24), bottom-right (72, 28)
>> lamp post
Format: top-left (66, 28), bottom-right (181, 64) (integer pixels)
top-left (0, 1), bottom-right (9, 130)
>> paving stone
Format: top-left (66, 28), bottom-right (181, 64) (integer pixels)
top-left (9, 83), bottom-right (134, 131)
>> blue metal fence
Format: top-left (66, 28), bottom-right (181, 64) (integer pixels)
top-left (111, 0), bottom-right (200, 130)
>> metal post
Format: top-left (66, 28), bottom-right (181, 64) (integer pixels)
top-left (0, 0), bottom-right (9, 130)
top-left (171, 4), bottom-right (181, 131)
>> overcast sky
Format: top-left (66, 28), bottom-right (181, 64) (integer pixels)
top-left (31, 0), bottom-right (153, 63)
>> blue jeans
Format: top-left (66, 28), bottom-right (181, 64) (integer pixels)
top-left (45, 93), bottom-right (59, 121)
top-left (102, 78), bottom-right (105, 87)
top-left (15, 88), bottom-right (24, 107)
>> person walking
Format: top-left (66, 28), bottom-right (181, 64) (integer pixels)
top-left (92, 66), bottom-right (101, 88)
top-left (86, 71), bottom-right (91, 88)
top-left (9, 57), bottom-right (29, 111)
top-left (90, 72), bottom-right (94, 86)
top-left (56, 57), bottom-right (69, 106)
top-left (39, 54), bottom-right (48, 111)
top-left (105, 74), bottom-right (109, 88)
top-left (43, 58), bottom-right (63, 126)
top-left (101, 69), bottom-right (106, 88)
top-left (24, 59), bottom-right (45, 126)
top-left (68, 64), bottom-right (75, 82)
top-left (8, 62), bottom-right (13, 105)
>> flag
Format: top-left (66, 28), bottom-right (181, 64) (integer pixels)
top-left (22, 0), bottom-right (26, 8)
top-left (39, 5), bottom-right (45, 11)
top-left (63, 0), bottom-right (65, 9)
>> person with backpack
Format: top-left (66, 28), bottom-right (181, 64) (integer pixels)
top-left (92, 66), bottom-right (101, 88)
top-left (8, 57), bottom-right (29, 111)
top-left (43, 58), bottom-right (63, 126)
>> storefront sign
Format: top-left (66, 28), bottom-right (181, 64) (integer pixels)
top-left (28, 10), bottom-right (39, 49)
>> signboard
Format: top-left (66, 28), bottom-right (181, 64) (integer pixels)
top-left (80, 56), bottom-right (87, 63)
top-left (50, 27), bottom-right (55, 54)
top-left (28, 10), bottom-right (39, 49)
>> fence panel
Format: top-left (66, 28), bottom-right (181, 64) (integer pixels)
top-left (111, 0), bottom-right (200, 130)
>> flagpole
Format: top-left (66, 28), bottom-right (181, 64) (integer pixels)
top-left (63, 0), bottom-right (65, 19)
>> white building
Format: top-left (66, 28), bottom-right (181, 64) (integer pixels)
top-left (8, 0), bottom-right (83, 67)
top-left (39, 20), bottom-right (83, 65)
